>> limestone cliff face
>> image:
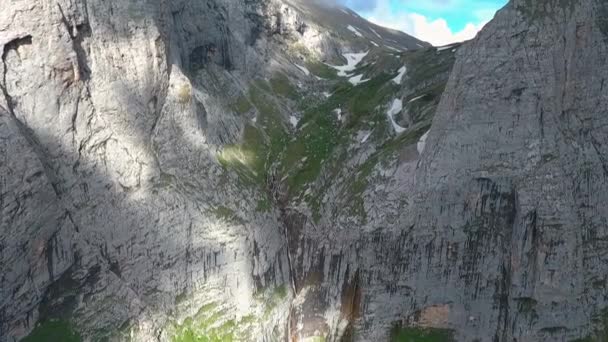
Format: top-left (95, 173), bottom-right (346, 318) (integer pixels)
top-left (0, 0), bottom-right (425, 341)
top-left (0, 1), bottom-right (292, 340)
top-left (406, 1), bottom-right (608, 340)
top-left (298, 1), bottom-right (608, 340)
top-left (2, 0), bottom-right (608, 341)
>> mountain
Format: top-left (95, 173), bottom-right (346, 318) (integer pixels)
top-left (1, 0), bottom-right (606, 341)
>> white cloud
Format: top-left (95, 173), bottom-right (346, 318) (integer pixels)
top-left (362, 0), bottom-right (490, 46)
top-left (408, 14), bottom-right (487, 46)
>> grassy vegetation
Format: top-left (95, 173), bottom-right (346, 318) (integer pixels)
top-left (394, 46), bottom-right (455, 129)
top-left (405, 86), bottom-right (444, 124)
top-left (253, 79), bottom-right (272, 92)
top-left (516, 297), bottom-right (538, 315)
top-left (218, 45), bottom-right (454, 224)
top-left (260, 285), bottom-right (288, 319)
top-left (217, 81), bottom-right (289, 189)
top-left (176, 291), bottom-right (188, 305)
top-left (339, 121), bottom-right (430, 223)
top-left (303, 336), bottom-right (326, 342)
top-left (390, 326), bottom-right (454, 342)
top-left (572, 338), bottom-right (594, 342)
top-left (170, 302), bottom-right (259, 342)
top-left (285, 38), bottom-right (354, 80)
top-left (248, 84), bottom-right (289, 167)
top-left (273, 67), bottom-right (433, 222)
top-left (22, 320), bottom-right (81, 342)
top-left (571, 308), bottom-right (608, 342)
top-left (272, 284), bottom-right (288, 299)
top-left (284, 42), bottom-right (338, 80)
top-left (344, 74), bottom-right (398, 127)
top-left (407, 48), bottom-right (453, 82)
top-left (27, 270), bottom-right (85, 341)
top-left (279, 73), bottom-right (399, 202)
top-left (306, 61), bottom-right (339, 79)
top-left (270, 73), bottom-right (298, 100)
top-left (403, 47), bottom-right (454, 100)
top-left (217, 124), bottom-right (267, 186)
top-left (211, 206), bottom-right (244, 225)
top-left (231, 95), bottom-right (252, 115)
top-left (279, 102), bottom-right (340, 197)
top-left (255, 195), bottom-right (272, 212)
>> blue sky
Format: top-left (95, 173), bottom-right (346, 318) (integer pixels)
top-left (339, 0), bottom-right (508, 46)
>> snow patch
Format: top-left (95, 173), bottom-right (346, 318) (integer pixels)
top-left (385, 45), bottom-right (402, 53)
top-left (417, 130), bottom-right (430, 154)
top-left (347, 25), bottom-right (363, 38)
top-left (323, 92), bottom-right (331, 98)
top-left (326, 51), bottom-right (369, 77)
top-left (333, 108), bottom-right (342, 121)
top-left (348, 74), bottom-right (370, 86)
top-left (386, 99), bottom-right (406, 134)
top-left (290, 115), bottom-right (299, 128)
top-left (361, 131), bottom-right (372, 143)
top-left (295, 63), bottom-right (310, 76)
top-left (392, 66), bottom-right (406, 85)
top-left (437, 44), bottom-right (458, 52)
top-left (408, 94), bottom-right (426, 103)
top-left (370, 41), bottom-right (379, 47)
top-left (370, 27), bottom-right (382, 39)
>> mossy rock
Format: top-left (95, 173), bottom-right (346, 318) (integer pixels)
top-left (390, 326), bottom-right (454, 342)
top-left (22, 320), bottom-right (81, 342)
top-left (255, 195), bottom-right (272, 212)
top-left (572, 307), bottom-right (608, 341)
top-left (210, 206), bottom-right (244, 225)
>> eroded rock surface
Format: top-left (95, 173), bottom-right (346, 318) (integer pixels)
top-left (2, 0), bottom-right (608, 341)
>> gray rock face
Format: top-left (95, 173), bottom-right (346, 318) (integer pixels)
top-left (270, 0), bottom-right (608, 341)
top-left (0, 0), bottom-right (292, 340)
top-left (409, 1), bottom-right (608, 340)
top-left (0, 0), bottom-right (425, 340)
top-left (2, 0), bottom-right (607, 341)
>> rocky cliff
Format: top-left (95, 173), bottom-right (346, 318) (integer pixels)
top-left (1, 0), bottom-right (607, 341)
